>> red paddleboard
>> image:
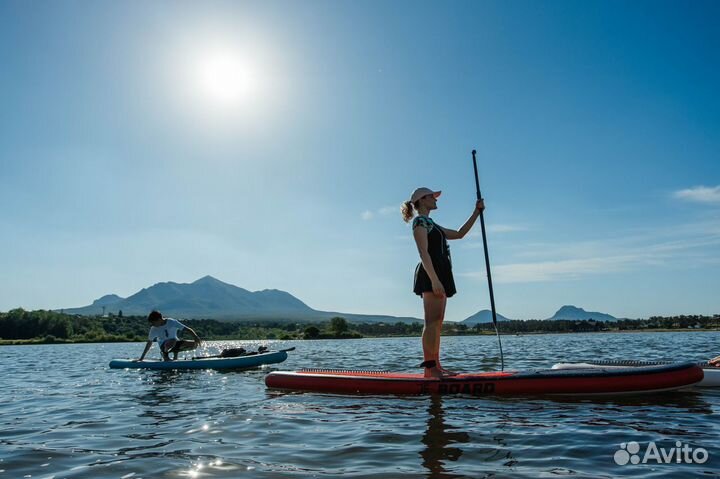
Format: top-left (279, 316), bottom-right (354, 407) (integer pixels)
top-left (552, 360), bottom-right (720, 387)
top-left (265, 362), bottom-right (703, 396)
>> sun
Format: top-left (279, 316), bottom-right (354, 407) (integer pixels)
top-left (193, 46), bottom-right (258, 109)
top-left (170, 32), bottom-right (282, 126)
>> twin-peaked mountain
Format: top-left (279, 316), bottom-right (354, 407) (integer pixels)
top-left (461, 305), bottom-right (618, 324)
top-left (62, 276), bottom-right (420, 323)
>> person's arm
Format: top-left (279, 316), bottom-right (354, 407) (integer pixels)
top-left (441, 200), bottom-right (485, 240)
top-left (710, 356), bottom-right (720, 366)
top-left (184, 325), bottom-right (202, 347)
top-left (137, 341), bottom-right (153, 361)
top-left (413, 225), bottom-right (445, 298)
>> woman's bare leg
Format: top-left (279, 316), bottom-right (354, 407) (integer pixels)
top-left (434, 296), bottom-right (451, 372)
top-left (422, 293), bottom-right (447, 378)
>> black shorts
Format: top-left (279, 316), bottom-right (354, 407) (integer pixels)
top-left (413, 262), bottom-right (456, 298)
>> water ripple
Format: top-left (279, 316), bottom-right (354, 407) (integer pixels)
top-left (0, 333), bottom-right (719, 478)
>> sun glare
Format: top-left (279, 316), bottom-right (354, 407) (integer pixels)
top-left (193, 47), bottom-right (258, 109)
top-left (168, 30), bottom-right (284, 129)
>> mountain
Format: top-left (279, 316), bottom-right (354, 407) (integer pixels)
top-left (461, 309), bottom-right (512, 324)
top-left (91, 294), bottom-right (124, 307)
top-left (548, 305), bottom-right (617, 322)
top-left (459, 306), bottom-right (618, 323)
top-left (62, 276), bottom-right (421, 324)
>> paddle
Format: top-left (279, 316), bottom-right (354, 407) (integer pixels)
top-left (472, 149), bottom-right (505, 371)
top-left (193, 346), bottom-right (296, 360)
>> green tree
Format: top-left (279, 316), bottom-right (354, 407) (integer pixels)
top-left (304, 326), bottom-right (320, 339)
top-left (329, 317), bottom-right (348, 336)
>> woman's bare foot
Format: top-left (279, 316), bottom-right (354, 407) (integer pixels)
top-left (434, 361), bottom-right (458, 377)
top-left (421, 360), bottom-right (457, 378)
top-left (424, 366), bottom-right (445, 378)
top-left (421, 360), bottom-right (441, 378)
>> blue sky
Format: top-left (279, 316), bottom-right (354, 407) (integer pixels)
top-left (1, 1), bottom-right (718, 321)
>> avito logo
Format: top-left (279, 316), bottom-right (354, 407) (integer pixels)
top-left (614, 441), bottom-right (709, 466)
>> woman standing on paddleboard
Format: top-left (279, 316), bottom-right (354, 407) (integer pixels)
top-left (402, 187), bottom-right (484, 378)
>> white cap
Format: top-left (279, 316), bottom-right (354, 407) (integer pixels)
top-left (410, 187), bottom-right (442, 203)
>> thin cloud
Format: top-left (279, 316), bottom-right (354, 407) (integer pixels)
top-left (459, 219), bottom-right (720, 283)
top-left (489, 255), bottom-right (640, 283)
top-left (673, 185), bottom-right (720, 204)
top-left (379, 206), bottom-right (397, 216)
top-left (466, 224), bottom-right (528, 240)
top-left (461, 255), bottom-right (636, 284)
top-left (488, 224), bottom-right (529, 234)
top-left (361, 205), bottom-right (398, 220)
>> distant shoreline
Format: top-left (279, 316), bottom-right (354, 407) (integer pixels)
top-left (2, 327), bottom-right (717, 346)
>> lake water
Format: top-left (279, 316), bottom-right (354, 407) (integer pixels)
top-left (2, 332), bottom-right (719, 478)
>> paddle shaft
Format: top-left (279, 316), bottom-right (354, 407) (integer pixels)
top-left (472, 149), bottom-right (505, 371)
top-left (193, 346), bottom-right (296, 360)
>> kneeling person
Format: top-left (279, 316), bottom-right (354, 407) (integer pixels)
top-left (138, 310), bottom-right (202, 361)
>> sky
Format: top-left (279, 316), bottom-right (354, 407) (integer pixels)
top-left (1, 0), bottom-right (719, 321)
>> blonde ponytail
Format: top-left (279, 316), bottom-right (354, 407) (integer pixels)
top-left (401, 200), bottom-right (415, 223)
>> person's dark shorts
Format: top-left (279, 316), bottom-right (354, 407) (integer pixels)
top-left (413, 262), bottom-right (456, 298)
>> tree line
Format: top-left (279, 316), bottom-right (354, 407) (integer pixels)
top-left (469, 315), bottom-right (720, 334)
top-left (0, 308), bottom-right (718, 344)
top-left (0, 309), bottom-right (365, 343)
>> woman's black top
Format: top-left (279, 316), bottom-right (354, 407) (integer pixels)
top-left (412, 215), bottom-right (456, 298)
